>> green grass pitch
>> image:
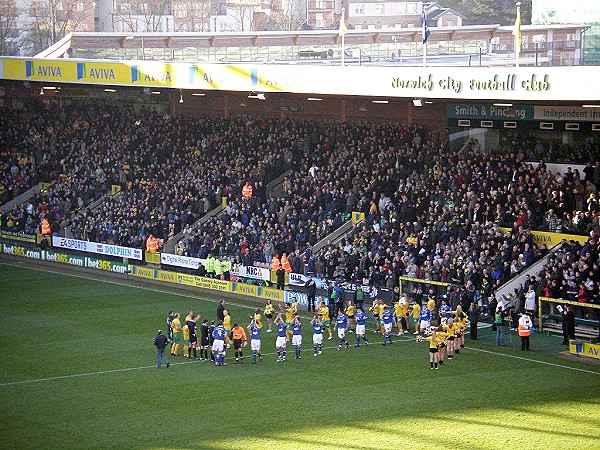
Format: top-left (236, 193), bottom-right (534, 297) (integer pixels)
top-left (1, 261), bottom-right (599, 449)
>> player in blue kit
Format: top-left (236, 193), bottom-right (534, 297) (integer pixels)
top-left (211, 321), bottom-right (228, 366)
top-left (354, 306), bottom-right (369, 347)
top-left (291, 316), bottom-right (303, 359)
top-left (247, 318), bottom-right (262, 363)
top-left (419, 306), bottom-right (433, 336)
top-left (381, 305), bottom-right (394, 345)
top-left (336, 310), bottom-right (349, 351)
top-left (311, 315), bottom-right (323, 356)
top-left (274, 314), bottom-right (287, 362)
top-left (438, 299), bottom-right (451, 325)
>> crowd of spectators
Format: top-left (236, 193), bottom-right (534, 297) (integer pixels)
top-left (279, 132), bottom-right (599, 299)
top-left (1, 103), bottom-right (140, 234)
top-left (1, 102), bottom-right (288, 248)
top-left (0, 103), bottom-right (54, 205)
top-left (538, 238), bottom-right (600, 318)
top-left (505, 132), bottom-right (599, 164)
top-left (2, 101), bottom-right (600, 308)
top-left (177, 122), bottom-right (433, 261)
top-left (66, 115), bottom-right (287, 248)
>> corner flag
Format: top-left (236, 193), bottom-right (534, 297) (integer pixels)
top-left (339, 8), bottom-right (348, 37)
top-left (422, 11), bottom-right (431, 44)
top-left (512, 3), bottom-right (522, 51)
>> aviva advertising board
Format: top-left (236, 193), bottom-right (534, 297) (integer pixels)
top-left (3, 57), bottom-right (600, 101)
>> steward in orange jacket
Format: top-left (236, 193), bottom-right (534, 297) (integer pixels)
top-left (242, 182), bottom-right (253, 199)
top-left (146, 235), bottom-right (159, 253)
top-left (518, 313), bottom-right (532, 351)
top-left (280, 253), bottom-right (292, 273)
top-left (40, 217), bottom-right (51, 235)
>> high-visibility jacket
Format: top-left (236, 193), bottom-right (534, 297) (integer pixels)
top-left (214, 259), bottom-right (224, 276)
top-left (222, 259), bottom-right (232, 272)
top-left (205, 256), bottom-right (216, 273)
top-left (518, 324), bottom-right (531, 337)
top-left (271, 256), bottom-right (280, 271)
top-left (231, 326), bottom-right (246, 341)
top-left (146, 236), bottom-right (158, 252)
top-left (41, 218), bottom-right (51, 235)
top-left (242, 183), bottom-right (253, 199)
top-left (281, 255), bottom-right (292, 273)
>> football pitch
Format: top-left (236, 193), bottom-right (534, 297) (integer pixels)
top-left (1, 260), bottom-right (599, 450)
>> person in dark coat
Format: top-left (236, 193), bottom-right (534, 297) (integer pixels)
top-left (216, 300), bottom-right (225, 322)
top-left (561, 304), bottom-right (575, 345)
top-left (489, 294), bottom-right (498, 331)
top-left (153, 330), bottom-right (170, 368)
top-left (305, 275), bottom-right (317, 312)
top-left (468, 302), bottom-right (481, 340)
top-left (276, 265), bottom-right (285, 290)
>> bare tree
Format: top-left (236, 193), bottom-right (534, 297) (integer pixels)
top-left (172, 0), bottom-right (214, 32)
top-left (227, 0), bottom-right (255, 32)
top-left (26, 0), bottom-right (92, 54)
top-left (114, 0), bottom-right (172, 32)
top-left (0, 0), bottom-right (21, 55)
top-left (269, 0), bottom-right (305, 31)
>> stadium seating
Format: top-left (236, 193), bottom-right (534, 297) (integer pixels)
top-left (1, 101), bottom-right (598, 301)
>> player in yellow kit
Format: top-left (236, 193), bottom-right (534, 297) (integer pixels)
top-left (253, 308), bottom-right (263, 329)
top-left (223, 310), bottom-right (232, 348)
top-left (345, 300), bottom-right (355, 333)
top-left (170, 312), bottom-right (182, 356)
top-left (370, 299), bottom-right (384, 333)
top-left (394, 296), bottom-right (409, 335)
top-left (427, 294), bottom-right (437, 326)
top-left (411, 302), bottom-right (421, 335)
top-left (280, 301), bottom-right (297, 341)
top-left (182, 324), bottom-right (190, 358)
top-left (317, 300), bottom-right (333, 340)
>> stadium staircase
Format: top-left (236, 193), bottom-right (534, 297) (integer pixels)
top-left (163, 203), bottom-right (224, 254)
top-left (310, 220), bottom-right (354, 253)
top-left (494, 250), bottom-right (557, 301)
top-left (163, 170), bottom-right (291, 254)
top-left (491, 243), bottom-right (599, 338)
top-left (0, 183), bottom-right (50, 214)
top-left (265, 170), bottom-right (290, 198)
top-left (59, 189), bottom-right (123, 238)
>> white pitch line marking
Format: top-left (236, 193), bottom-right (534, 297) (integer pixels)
top-left (2, 261), bottom-right (598, 384)
top-left (465, 346), bottom-right (600, 375)
top-left (0, 342), bottom-right (406, 387)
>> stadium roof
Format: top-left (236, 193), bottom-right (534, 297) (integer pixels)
top-left (37, 24), bottom-right (589, 59)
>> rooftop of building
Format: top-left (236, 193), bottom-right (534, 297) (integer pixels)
top-left (38, 24), bottom-right (589, 67)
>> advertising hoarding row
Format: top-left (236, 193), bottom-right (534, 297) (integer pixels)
top-left (2, 57), bottom-right (599, 101)
top-left (52, 236), bottom-right (143, 260)
top-left (1, 242), bottom-right (129, 273)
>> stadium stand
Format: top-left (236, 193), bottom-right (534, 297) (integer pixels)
top-left (1, 100), bottom-right (599, 304)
